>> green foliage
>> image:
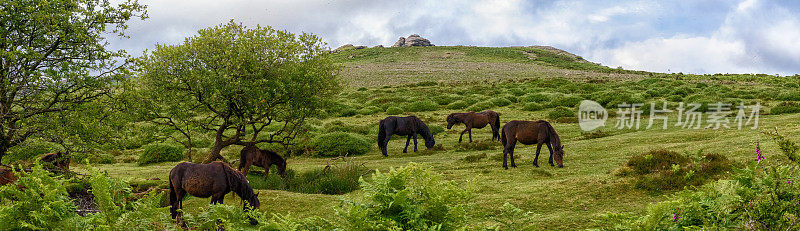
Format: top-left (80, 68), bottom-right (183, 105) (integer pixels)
top-left (467, 101), bottom-right (494, 112)
top-left (520, 93), bottom-right (550, 103)
top-left (132, 20), bottom-right (340, 162)
top-left (549, 95), bottom-right (583, 107)
top-left (618, 149), bottom-right (732, 192)
top-left (490, 202), bottom-right (538, 230)
top-left (548, 107), bottom-right (574, 120)
top-left (598, 162), bottom-right (800, 230)
top-left (339, 163), bottom-right (470, 231)
top-left (5, 139), bottom-right (64, 164)
top-left (446, 100), bottom-right (472, 109)
top-left (454, 140), bottom-right (499, 152)
top-left (405, 100), bottom-right (440, 112)
top-left (138, 143), bottom-right (184, 165)
top-left (428, 124), bottom-right (445, 136)
top-left (358, 106), bottom-right (383, 115)
top-left (249, 161), bottom-right (366, 195)
top-left (582, 130), bottom-right (612, 139)
top-left (88, 152), bottom-right (116, 164)
top-left (311, 132), bottom-right (371, 157)
top-left (489, 97), bottom-right (512, 107)
top-left (521, 102), bottom-right (543, 111)
top-left (0, 164), bottom-right (79, 229)
top-left (386, 106), bottom-right (404, 115)
top-left (770, 101), bottom-right (800, 115)
top-left (764, 130), bottom-right (800, 164)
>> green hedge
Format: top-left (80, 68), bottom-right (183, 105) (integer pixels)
top-left (138, 143), bottom-right (184, 165)
top-left (311, 132), bottom-right (371, 157)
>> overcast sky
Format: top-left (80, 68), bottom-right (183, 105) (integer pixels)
top-left (110, 0), bottom-right (800, 75)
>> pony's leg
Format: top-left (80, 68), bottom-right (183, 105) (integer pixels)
top-left (533, 143), bottom-right (543, 167)
top-left (546, 143), bottom-right (555, 167)
top-left (459, 129), bottom-right (467, 143)
top-left (510, 147), bottom-right (517, 168)
top-left (264, 163), bottom-right (271, 178)
top-left (502, 139), bottom-right (516, 169)
top-left (381, 133), bottom-right (392, 156)
top-left (468, 129), bottom-right (473, 142)
top-left (403, 135), bottom-right (411, 153)
top-left (413, 133), bottom-right (418, 152)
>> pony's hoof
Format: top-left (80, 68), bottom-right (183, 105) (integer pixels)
top-left (402, 150), bottom-right (407, 153)
top-left (558, 165), bottom-right (564, 168)
top-left (533, 163), bottom-right (539, 168)
top-left (503, 166), bottom-right (509, 170)
top-left (550, 163), bottom-right (555, 167)
top-left (511, 164), bottom-right (517, 168)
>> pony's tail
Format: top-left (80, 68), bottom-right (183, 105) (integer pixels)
top-left (378, 120), bottom-right (387, 153)
top-left (492, 113), bottom-right (501, 141)
top-left (500, 124), bottom-right (507, 148)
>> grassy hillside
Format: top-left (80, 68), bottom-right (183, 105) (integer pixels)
top-left (75, 46), bottom-right (800, 229)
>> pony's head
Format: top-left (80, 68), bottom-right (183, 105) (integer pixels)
top-left (419, 122), bottom-right (436, 149)
top-left (276, 156), bottom-right (287, 178)
top-left (554, 144), bottom-right (564, 168)
top-left (446, 114), bottom-right (458, 129)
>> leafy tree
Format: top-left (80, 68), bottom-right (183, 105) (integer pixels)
top-left (0, 0), bottom-right (147, 163)
top-left (132, 20), bottom-right (340, 163)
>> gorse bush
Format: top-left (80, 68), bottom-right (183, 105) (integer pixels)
top-left (138, 143), bottom-right (184, 165)
top-left (358, 106), bottom-right (382, 115)
top-left (310, 132), bottom-right (371, 157)
top-left (521, 102), bottom-right (543, 111)
top-left (490, 97), bottom-right (512, 107)
top-left (338, 163), bottom-right (470, 231)
top-left (446, 100), bottom-right (471, 109)
top-left (616, 149), bottom-right (732, 192)
top-left (386, 106), bottom-right (404, 115)
top-left (467, 101), bottom-right (494, 112)
top-left (596, 162), bottom-right (800, 230)
top-left (770, 101), bottom-right (800, 115)
top-left (428, 124), bottom-right (445, 136)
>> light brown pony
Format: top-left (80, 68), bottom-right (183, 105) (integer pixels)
top-left (0, 168), bottom-right (17, 186)
top-left (446, 110), bottom-right (501, 142)
top-left (501, 120), bottom-right (564, 169)
top-left (238, 144), bottom-right (287, 178)
top-left (169, 161), bottom-right (260, 225)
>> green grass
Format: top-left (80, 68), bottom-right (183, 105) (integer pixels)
top-left (67, 46), bottom-right (800, 229)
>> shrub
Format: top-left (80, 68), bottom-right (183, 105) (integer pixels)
top-left (310, 132), bottom-right (371, 157)
top-left (433, 95), bottom-right (455, 105)
top-left (520, 93), bottom-right (549, 103)
top-left (764, 130), bottom-right (800, 163)
top-left (446, 100), bottom-right (471, 109)
top-left (770, 101), bottom-right (800, 115)
top-left (466, 101), bottom-right (494, 112)
top-left (0, 164), bottom-right (79, 229)
top-left (323, 120), bottom-right (370, 135)
top-left (357, 106), bottom-right (382, 115)
top-left (520, 102), bottom-right (543, 112)
top-left (88, 153), bottom-right (115, 164)
top-left (428, 124), bottom-right (445, 136)
top-left (339, 163), bottom-right (470, 231)
top-left (405, 100), bottom-right (439, 112)
top-left (620, 149), bottom-right (732, 192)
top-left (249, 160), bottom-right (366, 195)
top-left (598, 162), bottom-right (800, 230)
top-left (5, 139), bottom-right (64, 164)
top-left (386, 106), bottom-right (404, 115)
top-left (339, 108), bottom-right (358, 117)
top-left (548, 106), bottom-right (574, 120)
top-left (776, 91), bottom-right (800, 101)
top-left (582, 130), bottom-right (611, 139)
top-left (490, 97), bottom-right (512, 107)
top-left (138, 143), bottom-right (184, 165)
top-left (548, 95), bottom-right (583, 107)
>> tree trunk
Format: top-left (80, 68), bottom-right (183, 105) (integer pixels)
top-left (204, 141), bottom-right (227, 164)
top-left (0, 136), bottom-right (9, 165)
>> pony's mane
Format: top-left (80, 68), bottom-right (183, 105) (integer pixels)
top-left (222, 163), bottom-right (256, 205)
top-left (543, 121), bottom-right (562, 150)
top-left (412, 116), bottom-right (434, 142)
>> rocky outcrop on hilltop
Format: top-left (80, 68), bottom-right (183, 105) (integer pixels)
top-left (391, 34), bottom-right (434, 47)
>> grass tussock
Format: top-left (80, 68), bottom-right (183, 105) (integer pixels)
top-left (462, 153), bottom-right (487, 163)
top-left (454, 140), bottom-right (501, 152)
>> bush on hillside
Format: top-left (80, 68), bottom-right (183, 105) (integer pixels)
top-left (520, 93), bottom-right (549, 103)
top-left (405, 100), bottom-right (439, 112)
top-left (548, 95), bottom-right (583, 107)
top-left (770, 101), bottom-right (800, 115)
top-left (548, 107), bottom-right (574, 120)
top-left (446, 100), bottom-right (471, 109)
top-left (522, 102), bottom-right (543, 111)
top-left (310, 132), bottom-right (371, 157)
top-left (615, 149), bottom-right (732, 192)
top-left (490, 97), bottom-right (512, 107)
top-left (466, 101), bottom-right (494, 112)
top-left (386, 106), bottom-right (404, 115)
top-left (5, 139), bottom-right (64, 164)
top-left (358, 106), bottom-right (382, 115)
top-left (339, 163), bottom-right (470, 230)
top-left (138, 143), bottom-right (184, 165)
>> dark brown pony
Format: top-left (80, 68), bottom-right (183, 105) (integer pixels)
top-left (169, 161), bottom-right (260, 225)
top-left (378, 116), bottom-right (435, 156)
top-left (40, 151), bottom-right (70, 172)
top-left (238, 145), bottom-right (287, 178)
top-left (501, 120), bottom-right (564, 169)
top-left (446, 110), bottom-right (501, 142)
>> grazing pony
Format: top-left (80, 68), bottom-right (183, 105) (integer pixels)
top-left (40, 151), bottom-right (70, 172)
top-left (501, 120), bottom-right (564, 169)
top-left (378, 116), bottom-right (435, 156)
top-left (169, 161), bottom-right (260, 225)
top-left (446, 110), bottom-right (501, 142)
top-left (238, 144), bottom-right (287, 178)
